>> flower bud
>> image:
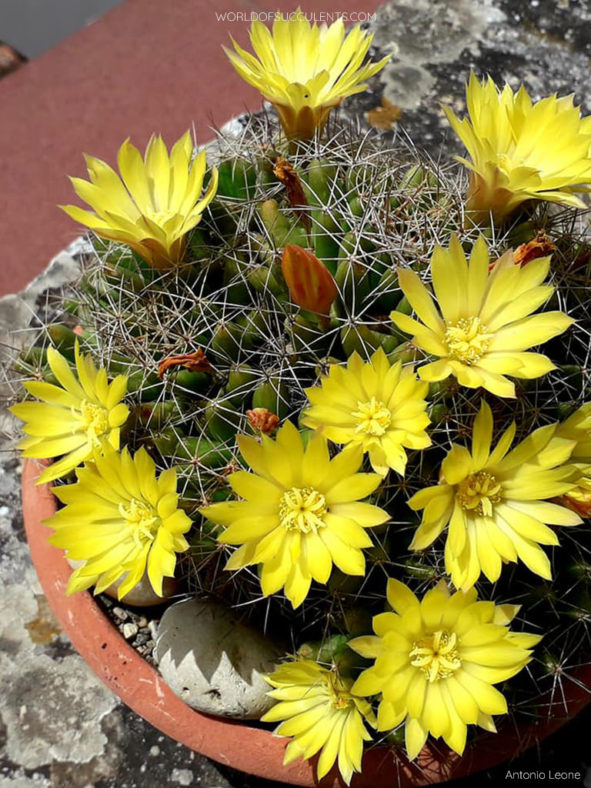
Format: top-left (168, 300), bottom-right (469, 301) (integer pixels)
top-left (281, 244), bottom-right (337, 314)
top-left (556, 487), bottom-right (591, 518)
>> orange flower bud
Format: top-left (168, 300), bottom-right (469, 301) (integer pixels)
top-left (281, 245), bottom-right (338, 315)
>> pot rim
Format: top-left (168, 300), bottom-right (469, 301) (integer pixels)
top-left (21, 457), bottom-right (591, 787)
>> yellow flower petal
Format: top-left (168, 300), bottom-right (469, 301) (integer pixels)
top-left (61, 132), bottom-right (216, 270)
top-left (225, 14), bottom-right (389, 139)
top-left (393, 235), bottom-right (571, 397)
top-left (405, 717), bottom-right (428, 760)
top-left (445, 73), bottom-right (591, 222)
top-left (45, 446), bottom-right (190, 598)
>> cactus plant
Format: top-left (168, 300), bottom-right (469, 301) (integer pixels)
top-left (9, 89), bottom-right (591, 782)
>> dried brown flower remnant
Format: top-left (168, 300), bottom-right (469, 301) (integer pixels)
top-left (366, 97), bottom-right (402, 131)
top-left (157, 349), bottom-right (214, 378)
top-left (273, 157), bottom-right (310, 230)
top-left (514, 232), bottom-right (557, 267)
top-left (246, 408), bottom-right (280, 434)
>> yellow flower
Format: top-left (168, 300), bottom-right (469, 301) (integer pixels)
top-left (408, 401), bottom-right (582, 590)
top-left (556, 402), bottom-right (591, 461)
top-left (200, 421), bottom-right (389, 608)
top-left (261, 659), bottom-right (375, 785)
top-left (350, 579), bottom-right (541, 759)
top-left (47, 446), bottom-right (192, 598)
top-left (390, 235), bottom-right (573, 398)
top-left (60, 131), bottom-right (218, 270)
top-left (555, 403), bottom-right (591, 517)
top-left (444, 73), bottom-right (591, 223)
top-left (302, 348), bottom-right (431, 476)
top-left (224, 11), bottom-right (389, 139)
top-left (10, 342), bottom-right (128, 485)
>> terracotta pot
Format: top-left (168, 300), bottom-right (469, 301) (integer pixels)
top-left (22, 457), bottom-right (591, 786)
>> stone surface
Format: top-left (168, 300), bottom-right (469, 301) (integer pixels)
top-left (1, 654), bottom-right (115, 769)
top-left (0, 237), bottom-right (86, 454)
top-left (155, 599), bottom-right (282, 719)
top-left (350, 0), bottom-right (591, 155)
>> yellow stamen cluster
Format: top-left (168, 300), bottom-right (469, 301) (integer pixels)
top-left (444, 317), bottom-right (492, 365)
top-left (409, 630), bottom-right (462, 682)
top-left (80, 400), bottom-right (109, 446)
top-left (456, 471), bottom-right (502, 517)
top-left (119, 499), bottom-right (158, 546)
top-left (278, 487), bottom-right (327, 533)
top-left (352, 397), bottom-right (392, 437)
top-left (325, 671), bottom-right (356, 710)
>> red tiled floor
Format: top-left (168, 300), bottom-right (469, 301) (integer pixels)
top-left (0, 0), bottom-right (383, 297)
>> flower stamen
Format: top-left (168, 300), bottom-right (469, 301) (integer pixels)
top-left (410, 630), bottom-right (462, 682)
top-left (325, 671), bottom-right (355, 709)
top-left (457, 471), bottom-right (502, 517)
top-left (79, 400), bottom-right (109, 446)
top-left (279, 487), bottom-right (327, 534)
top-left (352, 397), bottom-right (392, 437)
top-left (119, 499), bottom-right (159, 547)
top-left (444, 317), bottom-right (492, 365)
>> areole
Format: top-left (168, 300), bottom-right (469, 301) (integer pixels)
top-left (22, 458), bottom-right (591, 787)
